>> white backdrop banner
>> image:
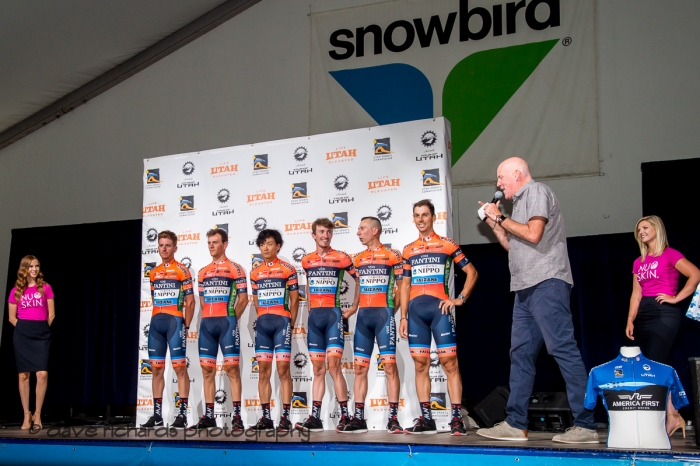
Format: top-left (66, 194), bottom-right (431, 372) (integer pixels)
top-left (310, 0), bottom-right (598, 186)
top-left (138, 117), bottom-right (455, 430)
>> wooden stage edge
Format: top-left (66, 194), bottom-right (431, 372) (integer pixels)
top-left (1, 426), bottom-right (698, 456)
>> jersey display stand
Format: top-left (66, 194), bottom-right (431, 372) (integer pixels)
top-left (584, 347), bottom-right (689, 450)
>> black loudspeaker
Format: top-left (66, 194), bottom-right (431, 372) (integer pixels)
top-left (474, 386), bottom-right (510, 427)
top-left (527, 392), bottom-right (573, 432)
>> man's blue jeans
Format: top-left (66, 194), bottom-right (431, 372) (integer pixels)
top-left (505, 278), bottom-right (595, 430)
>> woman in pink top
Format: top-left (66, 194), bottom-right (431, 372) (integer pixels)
top-left (626, 216), bottom-right (700, 436)
top-left (8, 255), bottom-right (55, 430)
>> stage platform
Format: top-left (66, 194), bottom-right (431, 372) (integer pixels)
top-left (1, 426), bottom-right (698, 466)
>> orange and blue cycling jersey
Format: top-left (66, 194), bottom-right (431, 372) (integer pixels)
top-left (197, 259), bottom-right (248, 318)
top-left (150, 260), bottom-right (193, 317)
top-left (301, 248), bottom-right (357, 308)
top-left (402, 234), bottom-right (469, 301)
top-left (250, 258), bottom-right (298, 316)
top-left (353, 245), bottom-right (403, 308)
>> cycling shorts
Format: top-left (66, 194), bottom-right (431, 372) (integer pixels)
top-left (407, 295), bottom-right (456, 359)
top-left (308, 307), bottom-right (344, 361)
top-left (199, 316), bottom-right (239, 366)
top-left (254, 314), bottom-right (291, 362)
top-left (148, 313), bottom-right (187, 368)
top-left (353, 307), bottom-right (396, 367)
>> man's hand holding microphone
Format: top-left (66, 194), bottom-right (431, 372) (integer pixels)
top-left (478, 191), bottom-right (503, 222)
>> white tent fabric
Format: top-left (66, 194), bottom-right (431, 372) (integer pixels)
top-left (0, 0), bottom-right (226, 133)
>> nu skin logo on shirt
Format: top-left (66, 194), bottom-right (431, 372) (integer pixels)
top-left (20, 293), bottom-right (45, 309)
top-left (636, 261), bottom-right (659, 281)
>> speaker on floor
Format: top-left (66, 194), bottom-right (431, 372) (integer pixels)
top-left (473, 386), bottom-right (509, 427)
top-left (527, 392), bottom-right (573, 432)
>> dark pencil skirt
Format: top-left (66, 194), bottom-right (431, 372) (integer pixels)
top-left (634, 297), bottom-right (682, 365)
top-left (13, 319), bottom-right (51, 372)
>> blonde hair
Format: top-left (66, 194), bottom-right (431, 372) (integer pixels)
top-left (14, 255), bottom-right (46, 301)
top-left (634, 215), bottom-right (669, 261)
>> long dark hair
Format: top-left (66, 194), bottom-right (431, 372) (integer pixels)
top-left (14, 255), bottom-right (46, 301)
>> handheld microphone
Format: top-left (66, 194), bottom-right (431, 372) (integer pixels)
top-left (478, 191), bottom-right (504, 221)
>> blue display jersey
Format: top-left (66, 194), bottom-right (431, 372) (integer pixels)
top-left (584, 352), bottom-right (689, 449)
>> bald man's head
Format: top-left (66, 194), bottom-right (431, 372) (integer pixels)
top-left (496, 157), bottom-right (532, 200)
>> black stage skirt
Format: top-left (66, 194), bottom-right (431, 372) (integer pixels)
top-left (13, 319), bottom-right (51, 372)
top-left (634, 296), bottom-right (682, 365)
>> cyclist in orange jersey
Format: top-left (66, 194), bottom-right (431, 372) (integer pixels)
top-left (193, 228), bottom-right (248, 430)
top-left (340, 216), bottom-right (405, 434)
top-left (141, 230), bottom-right (194, 429)
top-left (400, 200), bottom-right (478, 435)
top-left (249, 229), bottom-right (299, 433)
top-left (296, 218), bottom-right (359, 433)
